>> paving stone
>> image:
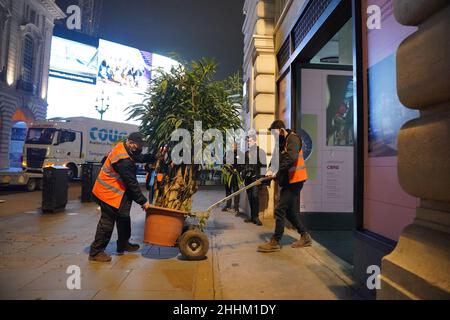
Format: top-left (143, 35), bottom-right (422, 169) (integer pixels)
top-left (20, 268), bottom-right (130, 291)
top-left (118, 268), bottom-right (195, 292)
top-left (0, 185), bottom-right (359, 300)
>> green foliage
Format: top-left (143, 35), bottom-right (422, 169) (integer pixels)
top-left (127, 57), bottom-right (243, 155)
top-left (221, 164), bottom-right (243, 188)
top-left (127, 57), bottom-right (243, 211)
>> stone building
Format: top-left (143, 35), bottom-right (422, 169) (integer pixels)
top-left (0, 0), bottom-right (65, 169)
top-left (242, 0), bottom-right (450, 298)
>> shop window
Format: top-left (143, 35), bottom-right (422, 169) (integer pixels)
top-left (310, 18), bottom-right (353, 66)
top-left (292, 0), bottom-right (333, 50)
top-left (277, 38), bottom-right (291, 69)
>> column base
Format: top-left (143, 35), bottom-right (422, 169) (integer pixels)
top-left (379, 207), bottom-right (450, 299)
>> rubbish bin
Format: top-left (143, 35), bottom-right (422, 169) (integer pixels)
top-left (81, 163), bottom-right (101, 202)
top-left (42, 166), bottom-right (69, 213)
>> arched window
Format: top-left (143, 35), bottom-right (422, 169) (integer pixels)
top-left (22, 34), bottom-right (34, 84)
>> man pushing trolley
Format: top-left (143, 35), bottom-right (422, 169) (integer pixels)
top-left (258, 120), bottom-right (312, 253)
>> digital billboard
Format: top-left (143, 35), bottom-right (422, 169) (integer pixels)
top-left (47, 37), bottom-right (179, 124)
top-left (49, 36), bottom-right (98, 84)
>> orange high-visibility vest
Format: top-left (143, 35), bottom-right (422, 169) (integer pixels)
top-left (92, 143), bottom-right (130, 208)
top-left (285, 134), bottom-right (308, 184)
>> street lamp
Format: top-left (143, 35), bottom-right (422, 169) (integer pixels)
top-left (95, 90), bottom-right (110, 120)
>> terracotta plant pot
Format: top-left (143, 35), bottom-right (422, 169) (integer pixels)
top-left (144, 205), bottom-right (187, 247)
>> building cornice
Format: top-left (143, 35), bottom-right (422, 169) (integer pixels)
top-left (38, 0), bottom-right (66, 20)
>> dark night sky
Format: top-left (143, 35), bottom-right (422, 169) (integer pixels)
top-left (56, 0), bottom-right (245, 79)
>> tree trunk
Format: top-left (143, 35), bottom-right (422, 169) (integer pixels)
top-left (155, 165), bottom-right (198, 212)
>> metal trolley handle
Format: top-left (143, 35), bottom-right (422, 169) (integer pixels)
top-left (190, 176), bottom-right (274, 220)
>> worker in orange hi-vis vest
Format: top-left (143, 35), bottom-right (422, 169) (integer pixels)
top-left (258, 120), bottom-right (312, 253)
top-left (89, 132), bottom-right (157, 262)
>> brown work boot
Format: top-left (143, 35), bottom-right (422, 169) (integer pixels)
top-left (117, 242), bottom-right (140, 255)
top-left (291, 233), bottom-right (312, 248)
top-left (257, 238), bottom-right (281, 252)
top-left (89, 251), bottom-right (112, 262)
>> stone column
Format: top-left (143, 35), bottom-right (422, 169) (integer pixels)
top-left (39, 18), bottom-right (54, 101)
top-left (242, 0), bottom-right (277, 218)
top-left (379, 0), bottom-right (450, 299)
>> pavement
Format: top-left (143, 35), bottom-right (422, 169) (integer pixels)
top-left (0, 185), bottom-right (363, 300)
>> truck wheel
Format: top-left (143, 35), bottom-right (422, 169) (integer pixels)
top-left (179, 229), bottom-right (209, 261)
top-left (26, 178), bottom-right (36, 192)
top-left (67, 164), bottom-right (77, 181)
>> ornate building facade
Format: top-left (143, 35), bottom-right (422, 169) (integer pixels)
top-left (242, 0), bottom-right (450, 299)
top-left (0, 0), bottom-right (65, 168)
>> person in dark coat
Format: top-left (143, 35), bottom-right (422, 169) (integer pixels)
top-left (242, 131), bottom-right (266, 226)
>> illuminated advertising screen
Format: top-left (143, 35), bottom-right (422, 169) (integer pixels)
top-left (49, 36), bottom-right (98, 84)
top-left (47, 37), bottom-right (179, 124)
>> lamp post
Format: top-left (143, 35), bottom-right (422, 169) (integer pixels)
top-left (95, 90), bottom-right (110, 120)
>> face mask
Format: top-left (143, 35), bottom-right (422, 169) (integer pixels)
top-left (132, 148), bottom-right (143, 156)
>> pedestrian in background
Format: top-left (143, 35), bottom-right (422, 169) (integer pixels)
top-left (242, 131), bottom-right (266, 226)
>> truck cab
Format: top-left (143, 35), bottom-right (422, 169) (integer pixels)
top-left (23, 122), bottom-right (83, 180)
top-left (22, 117), bottom-right (139, 180)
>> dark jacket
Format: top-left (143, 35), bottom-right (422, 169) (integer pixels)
top-left (271, 130), bottom-right (302, 187)
top-left (110, 145), bottom-right (156, 216)
top-left (223, 149), bottom-right (245, 174)
top-left (242, 145), bottom-right (267, 185)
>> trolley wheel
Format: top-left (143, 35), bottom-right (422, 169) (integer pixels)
top-left (179, 229), bottom-right (209, 260)
top-left (182, 224), bottom-right (198, 234)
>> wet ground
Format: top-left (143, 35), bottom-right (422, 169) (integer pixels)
top-left (0, 186), bottom-right (363, 300)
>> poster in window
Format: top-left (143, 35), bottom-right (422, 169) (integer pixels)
top-left (326, 75), bottom-right (354, 146)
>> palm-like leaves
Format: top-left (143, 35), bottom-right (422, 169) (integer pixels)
top-left (127, 57), bottom-right (243, 211)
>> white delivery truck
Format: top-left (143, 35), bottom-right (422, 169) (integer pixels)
top-left (22, 117), bottom-right (138, 180)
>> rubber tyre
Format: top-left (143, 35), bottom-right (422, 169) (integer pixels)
top-left (26, 178), bottom-right (36, 192)
top-left (182, 224), bottom-right (198, 234)
top-left (179, 229), bottom-right (209, 261)
top-left (67, 164), bottom-right (77, 181)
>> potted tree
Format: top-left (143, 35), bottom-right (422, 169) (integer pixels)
top-left (128, 57), bottom-right (242, 216)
